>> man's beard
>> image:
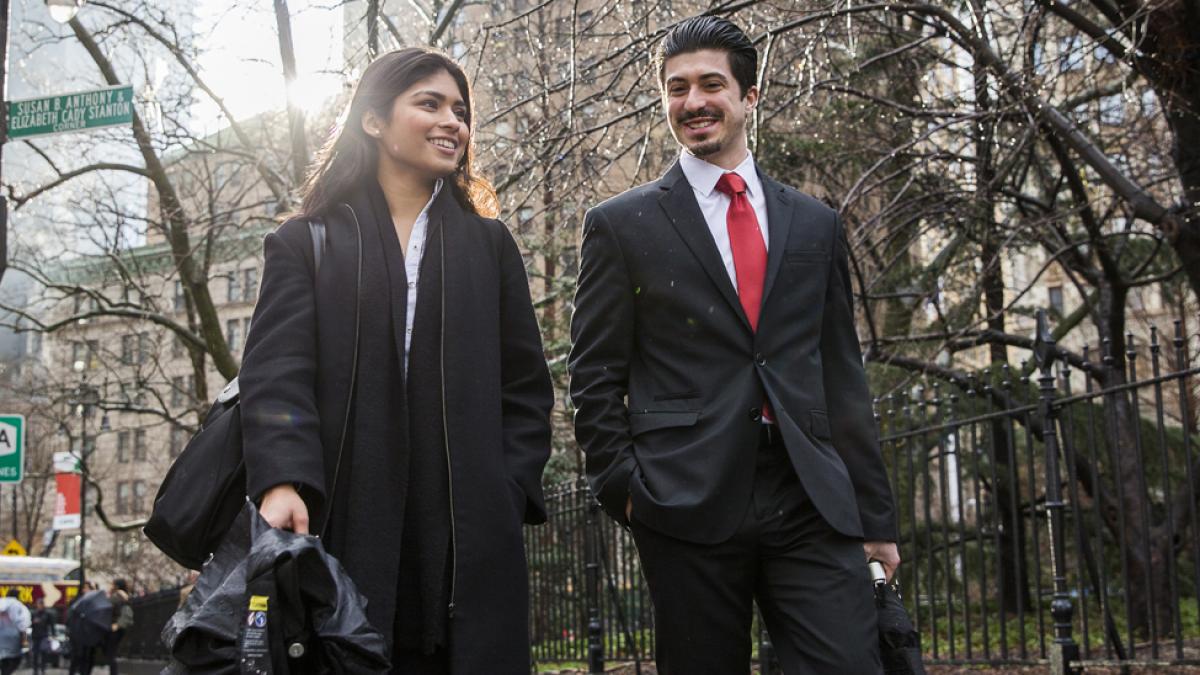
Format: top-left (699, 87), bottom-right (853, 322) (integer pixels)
top-left (688, 138), bottom-right (723, 157)
top-left (676, 107), bottom-right (728, 158)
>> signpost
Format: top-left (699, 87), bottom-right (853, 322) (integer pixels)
top-left (0, 415), bottom-right (23, 484)
top-left (6, 84), bottom-right (133, 140)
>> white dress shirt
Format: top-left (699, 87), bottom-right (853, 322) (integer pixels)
top-left (402, 178), bottom-right (443, 375)
top-left (678, 150), bottom-right (770, 292)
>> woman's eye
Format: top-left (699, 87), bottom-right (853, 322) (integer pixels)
top-left (421, 100), bottom-right (438, 109)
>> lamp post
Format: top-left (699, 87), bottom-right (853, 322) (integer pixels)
top-left (70, 359), bottom-right (100, 595)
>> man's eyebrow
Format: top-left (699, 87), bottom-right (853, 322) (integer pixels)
top-left (665, 72), bottom-right (729, 84)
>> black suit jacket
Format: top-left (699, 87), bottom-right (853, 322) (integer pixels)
top-left (569, 161), bottom-right (897, 544)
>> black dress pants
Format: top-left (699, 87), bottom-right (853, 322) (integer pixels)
top-left (629, 432), bottom-right (882, 675)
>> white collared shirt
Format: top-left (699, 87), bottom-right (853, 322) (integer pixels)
top-left (678, 150), bottom-right (770, 292)
top-left (403, 178), bottom-right (443, 375)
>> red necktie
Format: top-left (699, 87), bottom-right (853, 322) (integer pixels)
top-left (715, 172), bottom-right (773, 423)
top-left (715, 172), bottom-right (766, 330)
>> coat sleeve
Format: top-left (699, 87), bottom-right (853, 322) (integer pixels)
top-left (497, 223), bottom-right (555, 525)
top-left (568, 206), bottom-right (638, 525)
top-left (240, 227), bottom-right (327, 511)
top-left (820, 214), bottom-right (897, 541)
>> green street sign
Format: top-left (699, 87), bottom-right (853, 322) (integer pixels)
top-left (0, 415), bottom-right (24, 484)
top-left (6, 85), bottom-right (134, 140)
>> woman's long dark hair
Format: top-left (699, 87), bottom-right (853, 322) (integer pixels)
top-left (298, 47), bottom-right (497, 218)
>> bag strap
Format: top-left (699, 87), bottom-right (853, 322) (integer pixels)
top-left (308, 220), bottom-right (325, 275)
top-left (319, 206), bottom-right (362, 539)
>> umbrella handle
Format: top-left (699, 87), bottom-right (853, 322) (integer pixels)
top-left (868, 560), bottom-right (887, 586)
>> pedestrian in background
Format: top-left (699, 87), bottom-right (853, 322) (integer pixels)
top-left (29, 596), bottom-right (55, 675)
top-left (67, 582), bottom-right (97, 675)
top-left (104, 579), bottom-right (132, 674)
top-left (241, 46), bottom-right (554, 674)
top-left (0, 589), bottom-right (30, 675)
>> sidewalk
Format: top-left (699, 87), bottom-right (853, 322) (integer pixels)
top-left (16, 660), bottom-right (168, 675)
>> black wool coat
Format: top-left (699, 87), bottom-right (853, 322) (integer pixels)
top-left (239, 185), bottom-right (554, 673)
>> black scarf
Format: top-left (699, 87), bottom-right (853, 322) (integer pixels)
top-left (337, 182), bottom-right (452, 656)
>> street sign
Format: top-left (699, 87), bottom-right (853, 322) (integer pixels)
top-left (6, 85), bottom-right (134, 140)
top-left (0, 415), bottom-right (24, 483)
top-left (1, 540), bottom-right (25, 557)
top-left (52, 451), bottom-right (78, 474)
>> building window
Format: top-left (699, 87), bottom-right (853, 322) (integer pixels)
top-left (116, 431), bottom-right (130, 463)
top-left (227, 272), bottom-right (241, 303)
top-left (121, 335), bottom-right (134, 364)
top-left (171, 376), bottom-right (185, 407)
top-left (226, 319), bottom-right (241, 352)
top-left (134, 429), bottom-right (147, 461)
top-left (116, 482), bottom-right (131, 515)
top-left (132, 480), bottom-right (147, 514)
top-left (73, 341), bottom-right (99, 370)
top-left (1048, 285), bottom-right (1065, 315)
top-left (172, 333), bottom-right (186, 360)
top-left (116, 532), bottom-right (138, 562)
top-left (174, 281), bottom-right (186, 312)
top-left (243, 268), bottom-right (258, 302)
top-left (169, 427), bottom-right (185, 458)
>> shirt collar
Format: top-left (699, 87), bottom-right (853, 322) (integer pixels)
top-left (416, 178), bottom-right (444, 224)
top-left (678, 150), bottom-right (762, 199)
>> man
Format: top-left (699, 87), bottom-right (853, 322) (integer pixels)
top-left (0, 589), bottom-right (30, 675)
top-left (105, 579), bottom-right (132, 675)
top-left (569, 16), bottom-right (899, 674)
top-left (30, 596), bottom-right (56, 675)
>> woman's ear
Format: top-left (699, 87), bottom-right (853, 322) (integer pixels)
top-left (361, 110), bottom-right (382, 138)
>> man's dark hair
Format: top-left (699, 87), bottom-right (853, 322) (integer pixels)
top-left (656, 16), bottom-right (758, 97)
top-left (3, 589), bottom-right (16, 599)
top-left (112, 578), bottom-right (128, 592)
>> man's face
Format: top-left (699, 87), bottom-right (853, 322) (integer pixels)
top-left (661, 49), bottom-right (758, 166)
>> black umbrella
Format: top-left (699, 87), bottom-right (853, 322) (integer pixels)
top-left (162, 502), bottom-right (390, 674)
top-left (67, 590), bottom-right (113, 649)
top-left (870, 561), bottom-right (927, 675)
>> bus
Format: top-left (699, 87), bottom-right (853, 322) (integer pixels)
top-left (0, 556), bottom-right (80, 608)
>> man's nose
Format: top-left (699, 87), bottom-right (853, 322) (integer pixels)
top-left (684, 87), bottom-right (708, 112)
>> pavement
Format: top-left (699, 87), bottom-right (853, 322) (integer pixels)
top-left (16, 660), bottom-right (168, 675)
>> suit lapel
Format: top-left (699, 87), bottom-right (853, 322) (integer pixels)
top-left (656, 162), bottom-right (751, 332)
top-left (759, 172), bottom-right (795, 307)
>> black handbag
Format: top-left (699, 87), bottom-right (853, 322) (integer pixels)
top-left (145, 217), bottom-right (361, 570)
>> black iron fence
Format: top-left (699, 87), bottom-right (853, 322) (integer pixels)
top-left (528, 313), bottom-right (1200, 672)
top-left (121, 586), bottom-right (181, 659)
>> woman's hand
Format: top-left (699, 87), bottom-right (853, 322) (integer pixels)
top-left (260, 483), bottom-right (310, 534)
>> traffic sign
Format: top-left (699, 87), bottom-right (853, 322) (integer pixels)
top-left (7, 85), bottom-right (134, 140)
top-left (1, 540), bottom-right (25, 556)
top-left (0, 415), bottom-right (24, 483)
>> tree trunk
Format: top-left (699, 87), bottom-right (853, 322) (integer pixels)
top-left (274, 0), bottom-right (309, 187)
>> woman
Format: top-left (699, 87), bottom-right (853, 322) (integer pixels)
top-left (239, 47), bottom-right (554, 673)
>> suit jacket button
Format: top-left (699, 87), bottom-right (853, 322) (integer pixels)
top-left (754, 353), bottom-right (766, 366)
top-left (749, 407), bottom-right (762, 421)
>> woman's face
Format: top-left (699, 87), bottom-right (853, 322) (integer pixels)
top-left (363, 68), bottom-right (470, 180)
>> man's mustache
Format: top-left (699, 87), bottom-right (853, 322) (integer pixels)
top-left (677, 108), bottom-right (724, 124)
